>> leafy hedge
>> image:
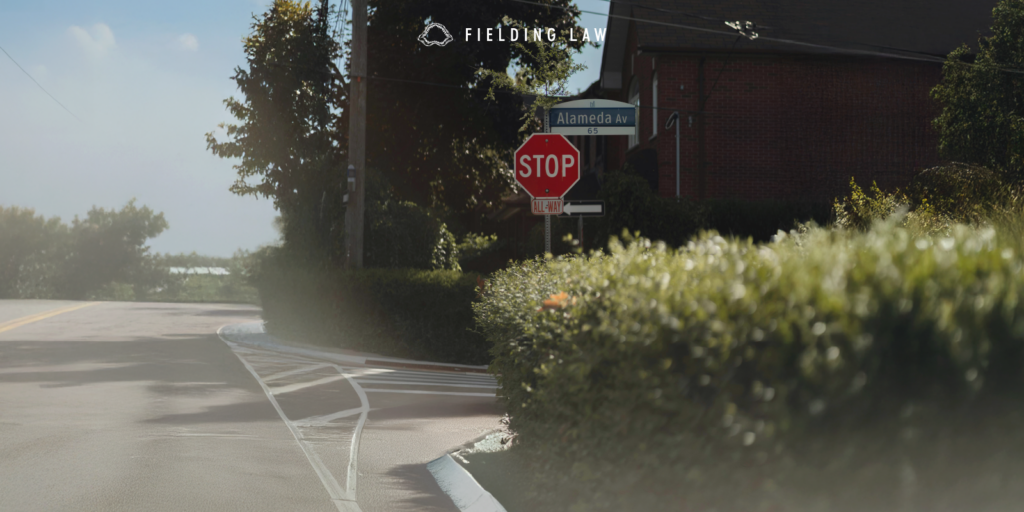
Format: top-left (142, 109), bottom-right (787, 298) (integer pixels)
top-left (254, 250), bottom-right (487, 364)
top-left (475, 221), bottom-right (1024, 510)
top-left (364, 172), bottom-right (460, 271)
top-left (597, 169), bottom-right (831, 248)
top-left (833, 164), bottom-right (1018, 235)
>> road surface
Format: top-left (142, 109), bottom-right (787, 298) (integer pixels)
top-left (0, 300), bottom-right (502, 512)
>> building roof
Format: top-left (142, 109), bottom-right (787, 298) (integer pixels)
top-left (601, 0), bottom-right (998, 89)
top-left (168, 267), bottom-right (231, 276)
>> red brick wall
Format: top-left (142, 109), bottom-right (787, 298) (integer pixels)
top-left (609, 26), bottom-right (944, 202)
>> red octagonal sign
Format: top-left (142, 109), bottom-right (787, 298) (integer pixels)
top-left (514, 134), bottom-right (580, 198)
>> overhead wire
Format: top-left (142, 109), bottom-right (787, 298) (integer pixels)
top-left (506, 0), bottom-right (1024, 75)
top-left (701, 35), bottom-right (743, 108)
top-left (0, 44), bottom-right (83, 123)
top-left (592, 0), bottom-right (774, 29)
top-left (593, 0), bottom-right (982, 62)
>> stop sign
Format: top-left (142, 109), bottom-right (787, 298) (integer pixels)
top-left (514, 134), bottom-right (580, 198)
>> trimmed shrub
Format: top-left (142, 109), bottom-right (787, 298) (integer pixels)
top-left (599, 169), bottom-right (704, 247)
top-left (457, 233), bottom-right (508, 274)
top-left (363, 171), bottom-right (460, 271)
top-left (700, 198), bottom-right (832, 242)
top-left (598, 169), bottom-right (831, 247)
top-left (255, 250), bottom-right (486, 364)
top-left (365, 198), bottom-right (460, 272)
top-left (475, 221), bottom-right (1024, 510)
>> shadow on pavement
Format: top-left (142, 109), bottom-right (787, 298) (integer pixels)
top-left (367, 395), bottom-right (502, 423)
top-left (0, 329), bottom-right (274, 424)
top-left (380, 462), bottom-right (458, 512)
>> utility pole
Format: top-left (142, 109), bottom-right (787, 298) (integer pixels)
top-left (345, 0), bottom-right (367, 268)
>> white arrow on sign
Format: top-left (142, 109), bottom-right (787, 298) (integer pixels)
top-left (563, 203), bottom-right (603, 215)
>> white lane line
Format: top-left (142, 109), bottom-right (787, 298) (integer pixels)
top-left (218, 330), bottom-right (360, 512)
top-left (335, 365), bottom-right (369, 502)
top-left (354, 379), bottom-right (498, 389)
top-left (348, 370), bottom-right (499, 385)
top-left (346, 372), bottom-right (497, 387)
top-left (354, 372), bottom-right (497, 383)
top-left (269, 374), bottom-right (349, 395)
top-left (344, 366), bottom-right (496, 381)
top-left (294, 407), bottom-right (367, 427)
top-left (361, 389), bottom-right (497, 397)
top-left (244, 354), bottom-right (322, 366)
top-left (263, 363), bottom-right (333, 383)
top-left (357, 378), bottom-right (497, 388)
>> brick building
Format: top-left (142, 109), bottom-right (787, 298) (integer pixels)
top-left (595, 0), bottom-right (998, 201)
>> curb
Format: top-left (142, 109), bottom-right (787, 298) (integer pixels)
top-left (219, 322), bottom-right (491, 374)
top-left (427, 454), bottom-right (507, 512)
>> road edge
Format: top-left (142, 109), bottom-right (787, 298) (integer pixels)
top-left (427, 454), bottom-right (508, 512)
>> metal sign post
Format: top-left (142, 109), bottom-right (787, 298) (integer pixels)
top-left (544, 107), bottom-right (551, 254)
top-left (558, 200), bottom-right (605, 253)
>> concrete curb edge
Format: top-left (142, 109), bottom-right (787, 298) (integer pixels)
top-left (427, 454), bottom-right (507, 512)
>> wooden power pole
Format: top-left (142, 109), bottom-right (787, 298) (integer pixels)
top-left (345, 0), bottom-right (367, 268)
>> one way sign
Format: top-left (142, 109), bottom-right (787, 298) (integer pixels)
top-left (559, 200), bottom-right (605, 217)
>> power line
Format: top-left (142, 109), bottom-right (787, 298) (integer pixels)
top-left (0, 44), bottom-right (83, 123)
top-left (592, 0), bottom-right (982, 61)
top-left (592, 0), bottom-right (776, 30)
top-left (506, 0), bottom-right (1024, 75)
top-left (701, 35), bottom-right (742, 108)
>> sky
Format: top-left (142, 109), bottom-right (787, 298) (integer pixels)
top-left (0, 0), bottom-right (611, 256)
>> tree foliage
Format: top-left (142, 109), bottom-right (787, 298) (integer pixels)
top-left (932, 0), bottom-right (1024, 182)
top-left (209, 0), bottom-right (588, 266)
top-left (0, 201), bottom-right (167, 299)
top-left (206, 0), bottom-right (345, 262)
top-left (0, 207), bottom-right (67, 298)
top-left (59, 200), bottom-right (168, 299)
top-left (364, 0), bottom-right (589, 227)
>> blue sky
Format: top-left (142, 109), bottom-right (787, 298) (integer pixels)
top-left (0, 0), bottom-right (610, 256)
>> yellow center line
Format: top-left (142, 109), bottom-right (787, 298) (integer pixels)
top-left (0, 302), bottom-right (100, 334)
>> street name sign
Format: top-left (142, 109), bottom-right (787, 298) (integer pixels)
top-left (549, 99), bottom-right (637, 136)
top-left (558, 200), bottom-right (605, 217)
top-left (514, 133), bottom-right (581, 204)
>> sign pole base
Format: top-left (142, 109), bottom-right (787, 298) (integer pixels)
top-left (579, 215), bottom-right (583, 252)
top-left (545, 215), bottom-right (551, 254)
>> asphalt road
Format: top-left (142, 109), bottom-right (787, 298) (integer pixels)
top-left (0, 300), bottom-right (502, 512)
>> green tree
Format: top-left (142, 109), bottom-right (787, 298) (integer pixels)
top-left (932, 0), bottom-right (1024, 182)
top-left (59, 200), bottom-right (168, 299)
top-left (364, 1), bottom-right (589, 228)
top-left (206, 0), bottom-right (345, 263)
top-left (0, 207), bottom-right (67, 298)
